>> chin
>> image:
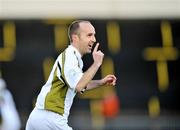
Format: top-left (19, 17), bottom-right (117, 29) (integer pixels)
top-left (86, 49), bottom-right (91, 53)
top-left (88, 50), bottom-right (92, 53)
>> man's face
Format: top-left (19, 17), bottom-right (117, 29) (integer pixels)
top-left (77, 22), bottom-right (96, 55)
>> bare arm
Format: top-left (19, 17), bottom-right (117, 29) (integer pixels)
top-left (86, 74), bottom-right (117, 90)
top-left (75, 43), bottom-right (104, 93)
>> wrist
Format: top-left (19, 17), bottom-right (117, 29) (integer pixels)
top-left (92, 62), bottom-right (101, 68)
top-left (99, 79), bottom-right (105, 86)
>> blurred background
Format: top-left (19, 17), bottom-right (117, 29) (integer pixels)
top-left (0, 0), bottom-right (180, 130)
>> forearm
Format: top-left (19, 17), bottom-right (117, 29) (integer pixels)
top-left (75, 63), bottom-right (100, 92)
top-left (86, 80), bottom-right (104, 90)
top-left (87, 74), bottom-right (117, 90)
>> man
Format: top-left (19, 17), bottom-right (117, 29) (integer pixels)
top-left (26, 20), bottom-right (117, 130)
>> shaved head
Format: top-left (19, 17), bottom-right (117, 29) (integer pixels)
top-left (68, 20), bottom-right (91, 42)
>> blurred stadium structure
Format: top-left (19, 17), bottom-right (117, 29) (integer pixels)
top-left (0, 0), bottom-right (180, 19)
top-left (0, 0), bottom-right (180, 130)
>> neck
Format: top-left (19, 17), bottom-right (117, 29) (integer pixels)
top-left (71, 43), bottom-right (83, 57)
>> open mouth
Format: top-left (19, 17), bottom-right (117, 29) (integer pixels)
top-left (88, 44), bottom-right (92, 49)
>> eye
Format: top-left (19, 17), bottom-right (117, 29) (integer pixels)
top-left (87, 33), bottom-right (93, 37)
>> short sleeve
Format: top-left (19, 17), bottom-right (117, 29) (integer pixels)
top-left (63, 53), bottom-right (83, 89)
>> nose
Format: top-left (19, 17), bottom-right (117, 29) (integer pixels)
top-left (92, 35), bottom-right (96, 43)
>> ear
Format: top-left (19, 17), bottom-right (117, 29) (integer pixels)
top-left (72, 34), bottom-right (79, 42)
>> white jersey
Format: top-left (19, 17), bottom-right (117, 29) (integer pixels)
top-left (36, 45), bottom-right (83, 119)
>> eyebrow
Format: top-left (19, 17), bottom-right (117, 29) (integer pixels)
top-left (87, 33), bottom-right (95, 36)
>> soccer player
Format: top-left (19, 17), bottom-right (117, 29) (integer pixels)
top-left (26, 20), bottom-right (117, 130)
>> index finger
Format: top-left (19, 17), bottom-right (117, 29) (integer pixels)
top-left (93, 43), bottom-right (99, 52)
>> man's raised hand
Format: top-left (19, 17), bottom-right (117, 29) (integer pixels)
top-left (92, 43), bottom-right (104, 67)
